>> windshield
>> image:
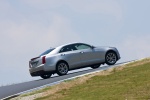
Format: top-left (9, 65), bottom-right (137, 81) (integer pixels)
top-left (39, 48), bottom-right (55, 56)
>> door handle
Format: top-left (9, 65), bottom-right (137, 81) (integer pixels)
top-left (80, 51), bottom-right (84, 53)
top-left (61, 54), bottom-right (65, 56)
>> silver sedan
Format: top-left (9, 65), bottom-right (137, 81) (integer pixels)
top-left (29, 43), bottom-right (120, 79)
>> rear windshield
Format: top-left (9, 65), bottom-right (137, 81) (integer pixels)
top-left (39, 48), bottom-right (55, 56)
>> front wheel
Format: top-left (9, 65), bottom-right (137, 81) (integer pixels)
top-left (105, 51), bottom-right (117, 65)
top-left (56, 62), bottom-right (69, 76)
top-left (91, 64), bottom-right (101, 69)
top-left (40, 74), bottom-right (52, 79)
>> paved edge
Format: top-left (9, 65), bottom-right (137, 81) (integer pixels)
top-left (1, 59), bottom-right (144, 100)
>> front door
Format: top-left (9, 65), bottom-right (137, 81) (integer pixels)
top-left (74, 43), bottom-right (96, 66)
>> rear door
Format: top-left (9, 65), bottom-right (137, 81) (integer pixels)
top-left (59, 44), bottom-right (82, 69)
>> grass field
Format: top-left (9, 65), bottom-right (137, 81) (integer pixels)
top-left (12, 58), bottom-right (150, 100)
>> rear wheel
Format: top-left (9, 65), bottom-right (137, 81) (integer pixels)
top-left (56, 61), bottom-right (69, 76)
top-left (40, 74), bottom-right (52, 79)
top-left (91, 64), bottom-right (101, 69)
top-left (105, 51), bottom-right (117, 65)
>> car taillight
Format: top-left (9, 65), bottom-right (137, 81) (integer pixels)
top-left (31, 57), bottom-right (40, 61)
top-left (42, 56), bottom-right (46, 64)
top-left (29, 61), bottom-right (31, 68)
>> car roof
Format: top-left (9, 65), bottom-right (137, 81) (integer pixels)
top-left (56, 42), bottom-right (90, 48)
top-left (48, 42), bottom-right (93, 55)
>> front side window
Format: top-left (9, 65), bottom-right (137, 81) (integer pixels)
top-left (74, 43), bottom-right (91, 50)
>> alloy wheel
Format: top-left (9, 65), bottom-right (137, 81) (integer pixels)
top-left (106, 52), bottom-right (117, 65)
top-left (57, 62), bottom-right (69, 76)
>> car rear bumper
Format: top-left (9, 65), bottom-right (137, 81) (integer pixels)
top-left (30, 70), bottom-right (45, 76)
top-left (29, 64), bottom-right (44, 73)
top-left (29, 64), bottom-right (55, 76)
top-left (30, 70), bottom-right (55, 76)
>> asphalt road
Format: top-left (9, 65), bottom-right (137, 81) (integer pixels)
top-left (0, 62), bottom-right (129, 100)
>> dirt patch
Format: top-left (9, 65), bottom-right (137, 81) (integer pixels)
top-left (11, 74), bottom-right (95, 100)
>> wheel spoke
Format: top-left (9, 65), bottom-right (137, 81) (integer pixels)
top-left (58, 63), bottom-right (68, 75)
top-left (106, 52), bottom-right (117, 64)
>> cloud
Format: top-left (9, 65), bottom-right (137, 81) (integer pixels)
top-left (118, 34), bottom-right (150, 61)
top-left (22, 0), bottom-right (123, 21)
top-left (22, 0), bottom-right (63, 9)
top-left (67, 0), bottom-right (123, 21)
top-left (0, 14), bottom-right (81, 55)
top-left (0, 1), bottom-right (11, 11)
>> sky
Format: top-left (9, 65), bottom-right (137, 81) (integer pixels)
top-left (0, 0), bottom-right (150, 85)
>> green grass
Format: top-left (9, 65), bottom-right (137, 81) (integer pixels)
top-left (35, 60), bottom-right (150, 100)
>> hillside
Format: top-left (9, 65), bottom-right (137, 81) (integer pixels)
top-left (12, 58), bottom-right (150, 100)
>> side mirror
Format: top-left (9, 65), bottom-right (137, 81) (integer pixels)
top-left (91, 45), bottom-right (95, 49)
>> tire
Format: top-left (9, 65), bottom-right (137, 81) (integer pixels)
top-left (105, 51), bottom-right (117, 65)
top-left (56, 61), bottom-right (69, 76)
top-left (40, 74), bottom-right (52, 79)
top-left (91, 64), bottom-right (101, 69)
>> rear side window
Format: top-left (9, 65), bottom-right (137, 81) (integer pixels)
top-left (39, 48), bottom-right (55, 56)
top-left (59, 44), bottom-right (77, 53)
top-left (59, 45), bottom-right (72, 53)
